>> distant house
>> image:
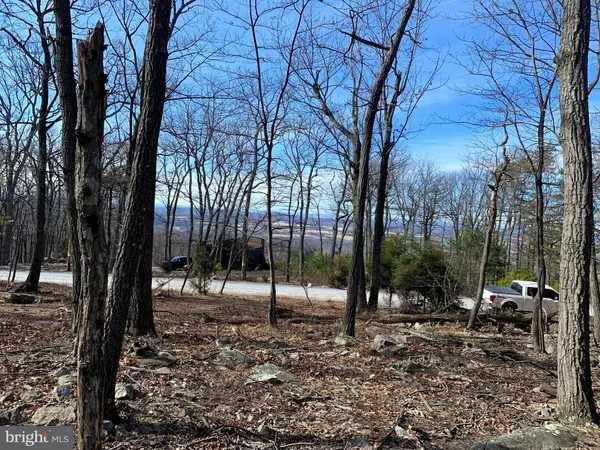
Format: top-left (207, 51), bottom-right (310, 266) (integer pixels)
top-left (217, 237), bottom-right (267, 271)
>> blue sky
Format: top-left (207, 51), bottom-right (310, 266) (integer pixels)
top-left (403, 0), bottom-right (476, 170)
top-left (408, 0), bottom-right (600, 170)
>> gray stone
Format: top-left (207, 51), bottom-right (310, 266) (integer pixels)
top-left (218, 348), bottom-right (252, 365)
top-left (470, 424), bottom-right (577, 450)
top-left (395, 425), bottom-right (419, 442)
top-left (216, 337), bottom-right (232, 347)
top-left (53, 385), bottom-right (74, 400)
top-left (0, 407), bottom-right (21, 425)
top-left (31, 405), bottom-right (76, 426)
top-left (372, 334), bottom-right (404, 355)
top-left (20, 390), bottom-right (39, 403)
top-left (246, 363), bottom-right (299, 384)
top-left (397, 334), bottom-right (428, 345)
top-left (115, 382), bottom-right (142, 400)
top-left (54, 373), bottom-right (77, 400)
top-left (334, 335), bottom-right (357, 347)
top-left (57, 374), bottom-right (77, 387)
top-left (133, 352), bottom-right (177, 367)
top-left (404, 361), bottom-right (438, 375)
top-left (545, 344), bottom-right (556, 355)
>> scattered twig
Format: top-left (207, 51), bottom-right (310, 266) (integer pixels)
top-left (292, 395), bottom-right (332, 405)
top-left (482, 348), bottom-right (557, 377)
top-left (418, 392), bottom-right (434, 413)
top-left (155, 309), bottom-right (180, 316)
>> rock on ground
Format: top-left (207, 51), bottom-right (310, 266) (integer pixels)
top-left (218, 348), bottom-right (252, 365)
top-left (246, 363), bottom-right (299, 384)
top-left (0, 406), bottom-right (21, 425)
top-left (372, 334), bottom-right (405, 355)
top-left (334, 335), bottom-right (357, 347)
top-left (115, 382), bottom-right (142, 400)
top-left (31, 405), bottom-right (76, 426)
top-left (470, 424), bottom-right (577, 450)
top-left (131, 352), bottom-right (177, 368)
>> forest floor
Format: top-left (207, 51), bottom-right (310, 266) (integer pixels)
top-left (1, 284), bottom-right (600, 449)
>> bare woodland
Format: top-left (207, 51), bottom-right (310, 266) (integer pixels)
top-left (2, 0), bottom-right (600, 448)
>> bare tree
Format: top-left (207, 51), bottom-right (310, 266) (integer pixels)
top-left (54, 0), bottom-right (82, 333)
top-left (468, 125), bottom-right (511, 328)
top-left (0, 0), bottom-right (55, 292)
top-left (556, 0), bottom-right (598, 424)
top-left (102, 0), bottom-right (173, 420)
top-left (74, 23), bottom-right (107, 450)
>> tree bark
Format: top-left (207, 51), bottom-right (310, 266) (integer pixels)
top-left (556, 0), bottom-right (597, 423)
top-left (102, 0), bottom-right (172, 420)
top-left (54, 0), bottom-right (83, 333)
top-left (74, 24), bottom-right (108, 450)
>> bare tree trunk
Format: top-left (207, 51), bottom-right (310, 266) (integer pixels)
top-left (19, 15), bottom-right (51, 293)
top-left (341, 0), bottom-right (415, 335)
top-left (187, 184), bottom-right (194, 260)
top-left (266, 143), bottom-right (277, 326)
top-left (127, 250), bottom-right (156, 336)
top-left (241, 133), bottom-right (259, 281)
top-left (468, 187), bottom-right (499, 328)
top-left (103, 0), bottom-right (172, 420)
top-left (468, 129), bottom-right (510, 328)
top-left (54, 0), bottom-right (82, 332)
top-left (0, 188), bottom-right (14, 266)
top-left (75, 24), bottom-right (107, 450)
top-left (532, 176), bottom-right (546, 353)
top-left (556, 0), bottom-right (597, 423)
top-left (368, 147), bottom-right (391, 311)
top-left (285, 181), bottom-right (297, 283)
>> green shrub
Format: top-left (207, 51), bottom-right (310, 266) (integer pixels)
top-left (328, 254), bottom-right (351, 289)
top-left (496, 268), bottom-right (537, 287)
top-left (192, 243), bottom-right (215, 294)
top-left (392, 242), bottom-right (456, 311)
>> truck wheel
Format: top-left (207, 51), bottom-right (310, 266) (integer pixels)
top-left (502, 302), bottom-right (517, 315)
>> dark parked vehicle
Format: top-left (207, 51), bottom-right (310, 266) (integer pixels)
top-left (161, 256), bottom-right (192, 272)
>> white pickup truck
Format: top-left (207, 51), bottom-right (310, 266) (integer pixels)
top-left (483, 280), bottom-right (560, 314)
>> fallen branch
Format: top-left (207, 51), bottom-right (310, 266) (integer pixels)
top-left (367, 312), bottom-right (535, 326)
top-left (482, 348), bottom-right (557, 377)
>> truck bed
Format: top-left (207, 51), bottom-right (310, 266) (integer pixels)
top-left (484, 285), bottom-right (520, 295)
